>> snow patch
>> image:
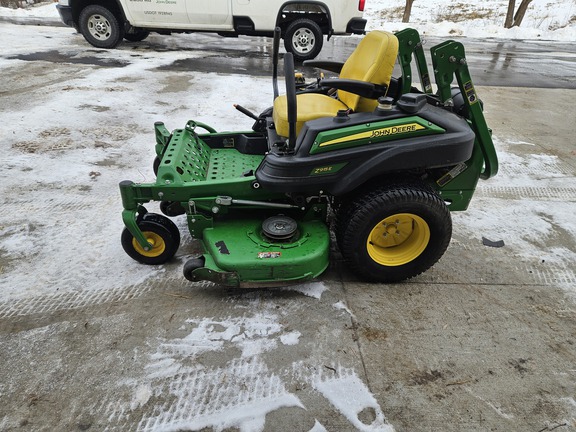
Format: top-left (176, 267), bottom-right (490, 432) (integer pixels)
top-left (312, 365), bottom-right (394, 432)
top-left (309, 420), bottom-right (329, 432)
top-left (127, 313), bottom-right (395, 431)
top-left (146, 313), bottom-right (284, 379)
top-left (138, 358), bottom-right (304, 432)
top-left (280, 330), bottom-right (301, 346)
top-left (364, 0), bottom-right (576, 41)
top-left (333, 300), bottom-right (356, 319)
top-left (130, 313), bottom-right (308, 430)
top-left (283, 281), bottom-right (329, 299)
top-left (130, 384), bottom-right (153, 410)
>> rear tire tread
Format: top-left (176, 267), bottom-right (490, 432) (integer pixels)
top-left (338, 182), bottom-right (452, 282)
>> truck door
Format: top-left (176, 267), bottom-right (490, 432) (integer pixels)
top-left (125, 0), bottom-right (190, 26)
top-left (186, 0), bottom-right (233, 29)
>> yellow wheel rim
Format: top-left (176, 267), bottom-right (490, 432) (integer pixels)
top-left (132, 231), bottom-right (166, 258)
top-left (366, 213), bottom-right (430, 266)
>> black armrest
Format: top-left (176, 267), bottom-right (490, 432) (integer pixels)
top-left (318, 78), bottom-right (388, 99)
top-left (302, 60), bottom-right (345, 74)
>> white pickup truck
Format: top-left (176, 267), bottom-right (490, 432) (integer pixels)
top-left (56, 0), bottom-right (367, 61)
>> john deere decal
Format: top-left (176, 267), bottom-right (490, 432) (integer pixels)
top-left (319, 123), bottom-right (425, 147)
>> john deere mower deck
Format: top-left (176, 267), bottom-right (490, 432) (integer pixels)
top-left (119, 28), bottom-right (498, 288)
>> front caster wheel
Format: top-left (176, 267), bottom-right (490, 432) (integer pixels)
top-left (183, 257), bottom-right (206, 281)
top-left (337, 182), bottom-right (452, 282)
top-left (121, 213), bottom-right (180, 265)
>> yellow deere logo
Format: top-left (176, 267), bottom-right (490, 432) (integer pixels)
top-left (320, 123), bottom-right (425, 147)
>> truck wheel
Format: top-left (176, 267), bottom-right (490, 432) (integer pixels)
top-left (124, 30), bottom-right (150, 42)
top-left (79, 5), bottom-right (124, 49)
top-left (121, 213), bottom-right (180, 265)
top-left (284, 18), bottom-right (323, 62)
top-left (338, 183), bottom-right (452, 282)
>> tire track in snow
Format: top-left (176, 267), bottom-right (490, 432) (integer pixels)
top-left (0, 278), bottom-right (213, 319)
top-left (414, 235), bottom-right (576, 290)
top-left (452, 147), bottom-right (576, 292)
top-left (477, 185), bottom-right (576, 201)
top-left (85, 308), bottom-right (395, 432)
top-left (496, 152), bottom-right (574, 178)
top-left (524, 265), bottom-right (576, 287)
top-left (134, 359), bottom-right (303, 432)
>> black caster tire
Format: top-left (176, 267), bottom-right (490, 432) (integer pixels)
top-left (121, 213), bottom-right (180, 265)
top-left (183, 257), bottom-right (205, 281)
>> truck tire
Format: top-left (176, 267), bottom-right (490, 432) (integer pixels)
top-left (124, 30), bottom-right (150, 42)
top-left (79, 5), bottom-right (124, 49)
top-left (284, 18), bottom-right (323, 62)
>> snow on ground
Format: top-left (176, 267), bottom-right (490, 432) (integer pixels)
top-left (0, 0), bottom-right (56, 18)
top-left (129, 319), bottom-right (387, 431)
top-left (455, 137), bottom-right (576, 269)
top-left (0, 23), bottom-right (274, 303)
top-left (0, 24), bottom-right (391, 425)
top-left (365, 0), bottom-right (576, 41)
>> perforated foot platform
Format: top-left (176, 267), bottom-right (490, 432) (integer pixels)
top-left (155, 128), bottom-right (263, 185)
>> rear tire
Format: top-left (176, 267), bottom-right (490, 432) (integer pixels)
top-left (337, 183), bottom-right (452, 282)
top-left (284, 18), bottom-right (323, 62)
top-left (79, 5), bottom-right (124, 49)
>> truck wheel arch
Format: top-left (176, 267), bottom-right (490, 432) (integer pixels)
top-left (275, 0), bottom-right (333, 38)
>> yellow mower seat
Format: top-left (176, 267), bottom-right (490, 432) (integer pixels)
top-left (273, 30), bottom-right (399, 138)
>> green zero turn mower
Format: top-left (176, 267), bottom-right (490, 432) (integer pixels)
top-left (119, 28), bottom-right (498, 288)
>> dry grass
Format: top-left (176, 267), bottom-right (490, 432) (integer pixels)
top-left (0, 0), bottom-right (42, 8)
top-left (549, 14), bottom-right (576, 30)
top-left (435, 3), bottom-right (496, 22)
top-left (377, 5), bottom-right (405, 21)
top-left (0, 0), bottom-right (20, 7)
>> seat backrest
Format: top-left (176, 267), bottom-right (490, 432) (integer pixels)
top-left (338, 31), bottom-right (399, 112)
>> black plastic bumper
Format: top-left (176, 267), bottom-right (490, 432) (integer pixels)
top-left (56, 4), bottom-right (74, 27)
top-left (346, 17), bottom-right (367, 34)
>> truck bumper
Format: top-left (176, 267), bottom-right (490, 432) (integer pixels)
top-left (56, 4), bottom-right (74, 27)
top-left (346, 17), bottom-right (367, 34)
